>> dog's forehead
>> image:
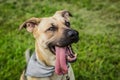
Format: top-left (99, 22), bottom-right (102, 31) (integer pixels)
top-left (38, 17), bottom-right (65, 29)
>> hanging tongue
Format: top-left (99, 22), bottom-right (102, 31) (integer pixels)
top-left (55, 46), bottom-right (77, 75)
top-left (55, 47), bottom-right (68, 75)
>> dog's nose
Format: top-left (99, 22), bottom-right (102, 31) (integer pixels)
top-left (67, 30), bottom-right (78, 38)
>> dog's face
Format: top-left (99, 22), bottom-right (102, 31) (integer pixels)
top-left (19, 10), bottom-right (79, 49)
top-left (20, 10), bottom-right (79, 74)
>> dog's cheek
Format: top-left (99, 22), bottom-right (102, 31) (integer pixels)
top-left (33, 28), bottom-right (41, 38)
top-left (45, 31), bottom-right (55, 39)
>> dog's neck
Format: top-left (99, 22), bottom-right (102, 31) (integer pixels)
top-left (35, 41), bottom-right (56, 66)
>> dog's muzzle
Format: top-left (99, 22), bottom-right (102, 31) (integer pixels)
top-left (57, 29), bottom-right (79, 47)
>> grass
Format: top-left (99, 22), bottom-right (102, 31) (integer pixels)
top-left (0, 0), bottom-right (120, 80)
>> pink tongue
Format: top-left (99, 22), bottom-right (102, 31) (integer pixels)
top-left (55, 47), bottom-right (68, 75)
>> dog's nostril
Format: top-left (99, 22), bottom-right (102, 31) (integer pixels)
top-left (68, 30), bottom-right (74, 37)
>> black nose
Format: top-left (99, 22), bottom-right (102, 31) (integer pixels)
top-left (67, 30), bottom-right (79, 38)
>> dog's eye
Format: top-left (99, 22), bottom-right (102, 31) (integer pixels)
top-left (48, 26), bottom-right (57, 31)
top-left (65, 21), bottom-right (70, 27)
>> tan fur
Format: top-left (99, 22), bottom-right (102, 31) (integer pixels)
top-left (20, 10), bottom-right (75, 80)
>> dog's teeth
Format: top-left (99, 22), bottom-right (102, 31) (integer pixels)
top-left (67, 54), bottom-right (77, 62)
top-left (74, 54), bottom-right (77, 57)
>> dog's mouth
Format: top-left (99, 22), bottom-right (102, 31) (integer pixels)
top-left (49, 45), bottom-right (77, 75)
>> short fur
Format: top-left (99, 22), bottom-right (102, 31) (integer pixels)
top-left (20, 10), bottom-right (77, 80)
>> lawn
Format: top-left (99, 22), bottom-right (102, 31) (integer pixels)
top-left (0, 0), bottom-right (120, 80)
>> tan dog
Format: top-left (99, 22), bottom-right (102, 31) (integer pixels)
top-left (19, 10), bottom-right (79, 80)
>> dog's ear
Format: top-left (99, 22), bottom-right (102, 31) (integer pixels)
top-left (54, 10), bottom-right (72, 20)
top-left (19, 17), bottom-right (40, 32)
top-left (61, 10), bottom-right (72, 18)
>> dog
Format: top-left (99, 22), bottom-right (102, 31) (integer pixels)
top-left (19, 10), bottom-right (79, 80)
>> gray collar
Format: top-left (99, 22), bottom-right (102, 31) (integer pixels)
top-left (25, 53), bottom-right (55, 77)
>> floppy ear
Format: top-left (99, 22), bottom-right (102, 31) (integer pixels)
top-left (54, 10), bottom-right (72, 20)
top-left (19, 17), bottom-right (41, 32)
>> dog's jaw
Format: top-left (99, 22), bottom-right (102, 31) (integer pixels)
top-left (35, 41), bottom-right (56, 66)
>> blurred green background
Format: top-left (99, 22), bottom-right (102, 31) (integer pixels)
top-left (0, 0), bottom-right (120, 80)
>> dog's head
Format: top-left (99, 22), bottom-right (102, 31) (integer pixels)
top-left (19, 10), bottom-right (79, 48)
top-left (19, 10), bottom-right (79, 74)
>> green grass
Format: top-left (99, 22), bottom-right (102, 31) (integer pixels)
top-left (0, 0), bottom-right (120, 80)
